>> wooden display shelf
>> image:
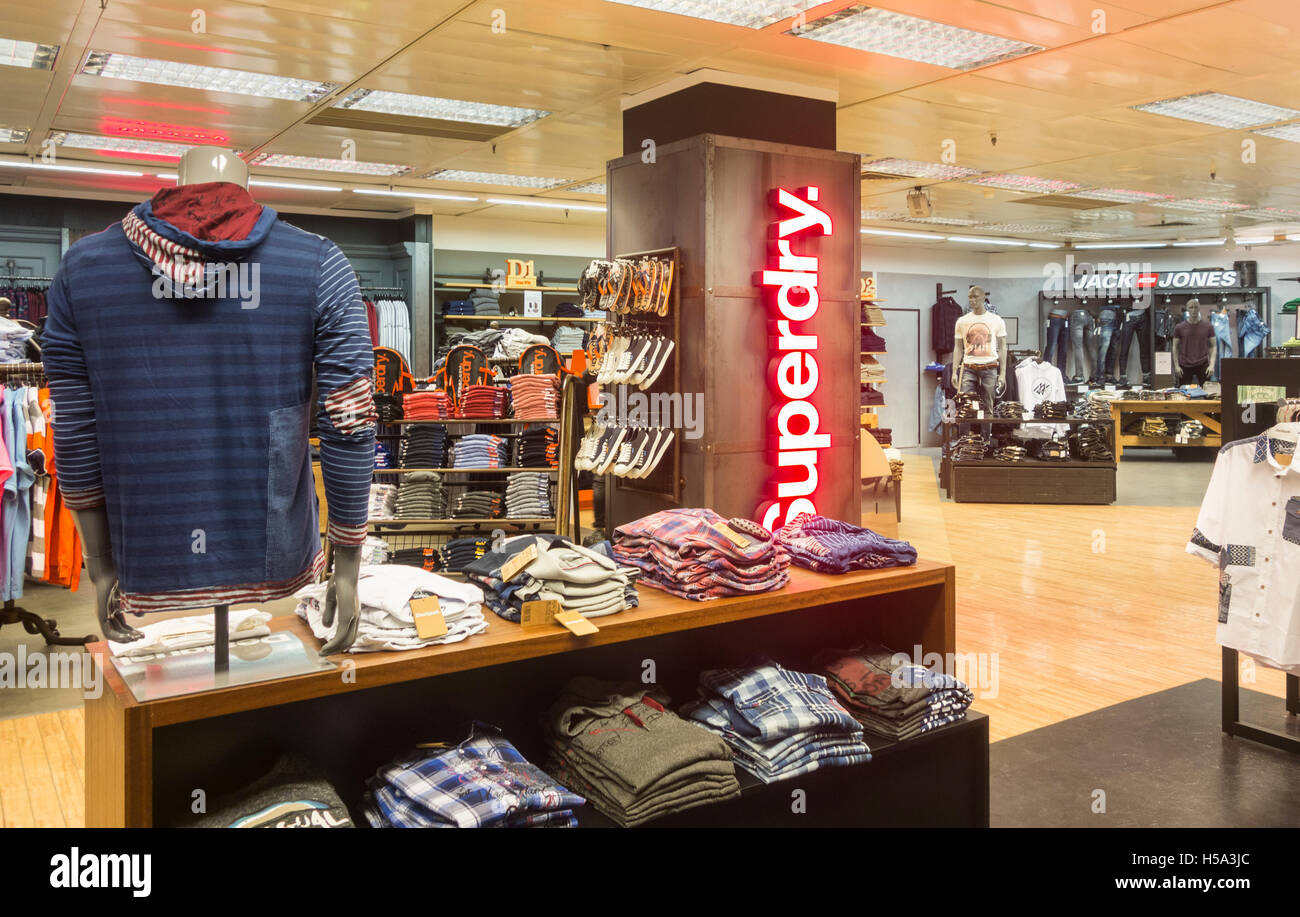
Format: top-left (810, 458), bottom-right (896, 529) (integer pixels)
top-left (437, 282), bottom-right (580, 293)
top-left (391, 418), bottom-right (559, 425)
top-left (440, 315), bottom-right (602, 324)
top-left (85, 561), bottom-right (961, 828)
top-left (861, 350), bottom-right (887, 355)
top-left (1108, 398), bottom-right (1222, 459)
top-left (372, 467), bottom-right (557, 474)
top-left (368, 517), bottom-right (555, 526)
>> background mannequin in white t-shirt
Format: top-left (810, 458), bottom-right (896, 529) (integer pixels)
top-left (952, 286), bottom-right (1008, 422)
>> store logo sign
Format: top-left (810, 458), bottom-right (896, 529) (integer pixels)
top-left (753, 185), bottom-right (833, 531)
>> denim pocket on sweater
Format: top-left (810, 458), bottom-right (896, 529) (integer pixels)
top-left (266, 400), bottom-right (312, 579)
top-left (1284, 497), bottom-right (1300, 547)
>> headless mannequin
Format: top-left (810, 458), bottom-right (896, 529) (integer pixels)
top-left (951, 286), bottom-right (1008, 391)
top-left (1171, 298), bottom-right (1216, 384)
top-left (71, 147), bottom-right (362, 652)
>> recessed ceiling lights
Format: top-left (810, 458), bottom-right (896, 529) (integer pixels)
top-left (250, 179), bottom-right (343, 192)
top-left (970, 174), bottom-right (1082, 194)
top-left (250, 153), bottom-right (410, 177)
top-left (860, 157), bottom-right (982, 181)
top-left (485, 197), bottom-right (606, 212)
top-left (1132, 91), bottom-right (1300, 129)
top-left (1235, 206), bottom-right (1300, 220)
top-left (1152, 198), bottom-right (1249, 213)
top-left (1065, 188), bottom-right (1173, 204)
top-left (1057, 230), bottom-right (1115, 241)
top-left (423, 169), bottom-right (568, 189)
top-left (565, 180), bottom-right (606, 195)
top-left (81, 51), bottom-right (336, 103)
top-left (334, 89), bottom-right (548, 127)
top-left (1235, 236), bottom-right (1274, 245)
top-left (791, 5), bottom-right (1043, 70)
top-left (899, 215), bottom-right (980, 226)
top-left (946, 235), bottom-right (1029, 246)
top-left (603, 0), bottom-right (821, 29)
top-left (0, 127), bottom-right (29, 143)
top-left (1027, 242), bottom-right (1062, 249)
top-left (1073, 241), bottom-right (1169, 249)
top-left (53, 131), bottom-right (193, 159)
top-left (860, 227), bottom-right (943, 239)
top-left (977, 222), bottom-right (1062, 233)
top-left (0, 38), bottom-right (59, 70)
top-left (0, 159), bottom-right (144, 177)
top-left (1253, 123), bottom-right (1300, 144)
top-left (1171, 239), bottom-right (1225, 247)
top-left (352, 188), bottom-right (478, 201)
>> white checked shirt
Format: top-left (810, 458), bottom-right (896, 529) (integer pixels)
top-left (1187, 423), bottom-right (1300, 672)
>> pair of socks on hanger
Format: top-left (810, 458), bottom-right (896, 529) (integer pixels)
top-left (575, 424), bottom-right (675, 478)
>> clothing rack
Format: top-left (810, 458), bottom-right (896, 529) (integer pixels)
top-left (0, 275), bottom-right (53, 284)
top-left (361, 285), bottom-right (406, 293)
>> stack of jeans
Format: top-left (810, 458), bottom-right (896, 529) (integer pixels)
top-left (993, 401), bottom-right (1025, 418)
top-left (451, 490), bottom-right (502, 519)
top-left (815, 643), bottom-right (973, 741)
top-left (361, 724), bottom-right (583, 828)
top-left (772, 514), bottom-right (917, 573)
top-left (681, 659), bottom-right (872, 783)
top-left (456, 384), bottom-right (506, 419)
top-left (951, 433), bottom-right (988, 460)
top-left (470, 288), bottom-right (500, 316)
top-left (451, 434), bottom-right (508, 468)
top-left (505, 472), bottom-right (552, 518)
top-left (463, 534), bottom-right (638, 622)
top-left (402, 390), bottom-right (451, 420)
top-left (441, 536), bottom-right (492, 572)
top-left (1071, 425), bottom-right (1113, 460)
top-left (398, 425), bottom-right (447, 468)
top-left (394, 472), bottom-right (446, 519)
top-left (509, 374), bottom-right (560, 418)
top-left (613, 508), bottom-right (790, 600)
top-left (441, 298), bottom-right (475, 316)
top-left (541, 678), bottom-right (740, 827)
top-left (518, 425), bottom-right (559, 467)
top-left (1033, 400), bottom-right (1069, 420)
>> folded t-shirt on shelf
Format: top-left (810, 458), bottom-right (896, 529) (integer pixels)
top-left (773, 514), bottom-right (917, 574)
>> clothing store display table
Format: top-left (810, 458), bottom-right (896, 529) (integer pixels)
top-left (941, 419), bottom-right (1117, 504)
top-left (1108, 398), bottom-right (1222, 458)
top-left (84, 560), bottom-right (988, 828)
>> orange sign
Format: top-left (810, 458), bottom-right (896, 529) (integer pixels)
top-left (505, 258), bottom-right (538, 289)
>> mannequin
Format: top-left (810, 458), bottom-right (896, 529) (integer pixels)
top-left (52, 145), bottom-right (364, 650)
top-left (1172, 297), bottom-right (1216, 387)
top-left (951, 286), bottom-right (1007, 425)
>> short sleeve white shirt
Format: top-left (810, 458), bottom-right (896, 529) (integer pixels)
top-left (955, 311), bottom-right (1006, 366)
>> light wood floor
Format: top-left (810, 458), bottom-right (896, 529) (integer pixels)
top-left (1, 457), bottom-right (1285, 826)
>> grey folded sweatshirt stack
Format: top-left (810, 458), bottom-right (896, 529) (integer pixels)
top-left (394, 471), bottom-right (446, 519)
top-left (179, 755), bottom-right (353, 828)
top-left (542, 678), bottom-right (740, 827)
top-left (505, 471), bottom-right (552, 518)
top-left (471, 287), bottom-right (501, 316)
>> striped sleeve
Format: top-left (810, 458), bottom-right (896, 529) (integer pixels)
top-left (314, 241), bottom-right (376, 546)
top-left (40, 269), bottom-right (106, 510)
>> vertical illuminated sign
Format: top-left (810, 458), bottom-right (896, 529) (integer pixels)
top-left (753, 185), bottom-right (833, 531)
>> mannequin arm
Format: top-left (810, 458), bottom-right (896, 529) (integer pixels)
top-left (319, 544), bottom-right (361, 656)
top-left (1205, 337), bottom-right (1216, 376)
top-left (952, 340), bottom-right (965, 388)
top-left (1171, 339), bottom-right (1182, 380)
top-left (68, 506), bottom-right (143, 642)
top-left (997, 335), bottom-right (1008, 386)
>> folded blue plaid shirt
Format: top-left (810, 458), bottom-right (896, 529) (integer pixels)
top-left (360, 723), bottom-right (584, 828)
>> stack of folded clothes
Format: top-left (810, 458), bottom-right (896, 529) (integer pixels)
top-left (541, 678), bottom-right (740, 827)
top-left (295, 563), bottom-right (488, 653)
top-left (441, 298), bottom-right (475, 316)
top-left (387, 547), bottom-right (439, 570)
top-left (815, 643), bottom-right (974, 741)
top-left (505, 471), bottom-right (552, 519)
top-left (951, 433), bottom-right (988, 460)
top-left (954, 393), bottom-right (982, 420)
top-left (470, 287), bottom-right (501, 316)
top-left (680, 659), bottom-right (872, 783)
top-left (860, 384), bottom-right (884, 406)
top-left (509, 373), bottom-right (560, 418)
top-left (518, 424), bottom-right (559, 467)
top-left (613, 508), bottom-right (790, 600)
top-left (772, 514), bottom-right (917, 572)
top-left (402, 389), bottom-right (452, 420)
top-left (859, 355), bottom-right (886, 382)
top-left (179, 755), bottom-right (354, 829)
top-left (464, 533), bottom-right (638, 622)
top-left (1071, 425), bottom-right (1113, 461)
top-left (551, 324), bottom-right (586, 354)
top-left (369, 484), bottom-right (397, 519)
top-left (1074, 395), bottom-right (1112, 421)
top-left (441, 536), bottom-right (492, 572)
top-left (493, 327), bottom-right (550, 361)
top-left (451, 433), bottom-right (509, 468)
top-left (555, 301), bottom-right (585, 319)
top-left (993, 401), bottom-right (1025, 418)
top-left (361, 536), bottom-right (390, 565)
top-left (1133, 416), bottom-right (1168, 437)
top-left (1035, 439), bottom-right (1070, 461)
top-left (398, 425), bottom-right (447, 468)
top-left (870, 427), bottom-right (892, 446)
top-left (456, 384), bottom-right (506, 419)
top-left (1177, 419), bottom-right (1206, 439)
top-left (361, 724), bottom-right (584, 828)
top-left (1033, 400), bottom-right (1069, 420)
top-left (993, 443), bottom-right (1028, 462)
top-left (860, 327), bottom-right (887, 352)
top-left (374, 441), bottom-right (395, 469)
top-left (393, 472), bottom-right (446, 519)
top-left (375, 392), bottom-right (403, 423)
top-left (451, 490), bottom-right (503, 519)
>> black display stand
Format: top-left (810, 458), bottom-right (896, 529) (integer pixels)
top-left (941, 418), bottom-right (1116, 504)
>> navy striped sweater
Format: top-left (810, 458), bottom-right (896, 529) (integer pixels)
top-left (42, 189), bottom-right (376, 613)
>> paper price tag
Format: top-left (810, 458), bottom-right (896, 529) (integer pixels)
top-left (977, 410), bottom-right (985, 419)
top-left (714, 523), bottom-right (751, 549)
top-left (520, 599), bottom-right (560, 628)
top-left (1105, 384), bottom-right (1117, 392)
top-left (554, 610), bottom-right (599, 636)
top-left (500, 543), bottom-right (538, 582)
top-left (1022, 412), bottom-right (1032, 421)
top-left (410, 596), bottom-right (447, 639)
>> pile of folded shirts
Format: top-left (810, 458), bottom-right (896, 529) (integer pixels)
top-left (451, 490), bottom-right (503, 519)
top-left (518, 424), bottom-right (559, 467)
top-left (680, 659), bottom-right (872, 783)
top-left (860, 384), bottom-right (884, 406)
top-left (1177, 419), bottom-right (1206, 439)
top-left (374, 392), bottom-right (403, 424)
top-left (295, 563), bottom-right (488, 653)
top-left (613, 507), bottom-right (789, 600)
top-left (954, 393), bottom-right (982, 420)
top-left (180, 755), bottom-right (353, 829)
top-left (1138, 389), bottom-right (1167, 401)
top-left (493, 327), bottom-right (550, 361)
top-left (108, 609), bottom-right (271, 659)
top-left (402, 389), bottom-right (452, 420)
top-left (859, 355), bottom-right (886, 382)
top-left (993, 401), bottom-right (1025, 418)
top-left (369, 484), bottom-right (397, 518)
top-left (374, 440), bottom-right (395, 469)
top-left (464, 533), bottom-right (638, 622)
top-left (450, 433), bottom-right (509, 468)
top-left (441, 298), bottom-right (475, 316)
top-left (505, 471), bottom-right (553, 519)
top-left (387, 547), bottom-right (440, 570)
top-left (509, 373), bottom-right (560, 418)
top-left (361, 725), bottom-right (584, 828)
top-left (815, 642), bottom-right (974, 741)
top-left (951, 433), bottom-right (989, 460)
top-left (551, 324), bottom-right (586, 354)
top-left (1071, 425), bottom-right (1114, 461)
top-left (1074, 395), bottom-right (1112, 421)
top-left (361, 536), bottom-right (390, 565)
top-left (456, 384), bottom-right (506, 419)
top-left (871, 427), bottom-right (892, 446)
top-left (1133, 416), bottom-right (1168, 437)
top-left (1033, 400), bottom-right (1069, 420)
top-left (470, 287), bottom-right (501, 316)
top-left (398, 425), bottom-right (447, 468)
top-left (860, 328), bottom-right (887, 352)
top-left (862, 303), bottom-right (886, 325)
top-left (1035, 439), bottom-right (1070, 461)
top-left (441, 536), bottom-right (492, 572)
top-left (555, 301), bottom-right (585, 319)
top-left (541, 678), bottom-right (740, 827)
top-left (393, 472), bottom-right (446, 519)
top-left (772, 514), bottom-right (917, 573)
top-left (1088, 388), bottom-right (1121, 402)
top-left (445, 328), bottom-right (502, 354)
top-left (993, 444), bottom-right (1028, 462)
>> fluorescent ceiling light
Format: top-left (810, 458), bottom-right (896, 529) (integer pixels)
top-left (1153, 198), bottom-right (1249, 213)
top-left (423, 169), bottom-right (568, 189)
top-left (1027, 242), bottom-right (1062, 249)
top-left (250, 152), bottom-right (410, 177)
top-left (1171, 239), bottom-right (1225, 247)
top-left (1065, 188), bottom-right (1172, 204)
top-left (970, 173), bottom-right (1081, 194)
top-left (0, 127), bottom-right (28, 143)
top-left (900, 215), bottom-right (980, 226)
top-left (862, 208), bottom-right (909, 221)
top-left (153, 172), bottom-right (176, 180)
top-left (792, 5), bottom-right (1042, 71)
top-left (0, 159), bottom-right (144, 176)
top-left (860, 227), bottom-right (942, 239)
top-left (250, 179), bottom-right (343, 192)
top-left (1057, 230), bottom-right (1116, 240)
top-left (860, 157), bottom-right (982, 181)
top-left (486, 197), bottom-right (606, 212)
top-left (1253, 122), bottom-right (1300, 143)
top-left (1236, 206), bottom-right (1300, 220)
top-left (334, 88), bottom-right (548, 127)
top-left (1234, 237), bottom-right (1273, 245)
top-left (0, 38), bottom-right (58, 70)
top-left (977, 222), bottom-right (1061, 233)
top-left (1132, 91), bottom-right (1300, 129)
top-left (54, 131), bottom-right (192, 159)
top-left (1073, 242), bottom-right (1169, 249)
top-left (946, 235), bottom-right (1028, 246)
top-left (565, 180), bottom-right (606, 195)
top-left (352, 188), bottom-right (477, 201)
top-left (603, 0), bottom-right (821, 29)
top-left (81, 51), bottom-right (336, 103)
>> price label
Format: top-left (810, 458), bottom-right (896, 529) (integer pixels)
top-left (410, 596), bottom-right (447, 639)
top-left (520, 599), bottom-right (560, 628)
top-left (523, 291), bottom-right (543, 317)
top-left (500, 543), bottom-right (538, 582)
top-left (713, 524), bottom-right (751, 549)
top-left (555, 610), bottom-right (599, 636)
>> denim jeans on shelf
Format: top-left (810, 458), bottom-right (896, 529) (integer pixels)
top-left (1211, 311), bottom-right (1232, 379)
top-left (1238, 308), bottom-right (1269, 358)
top-left (1044, 313), bottom-right (1069, 374)
top-left (1068, 309), bottom-right (1095, 380)
top-left (1097, 308), bottom-right (1120, 379)
top-left (1117, 309), bottom-right (1151, 379)
top-left (959, 363), bottom-right (998, 437)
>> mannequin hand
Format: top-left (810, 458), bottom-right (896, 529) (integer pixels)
top-left (83, 553), bottom-right (143, 644)
top-left (319, 544), bottom-right (362, 656)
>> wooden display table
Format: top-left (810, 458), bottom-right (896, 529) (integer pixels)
top-left (1109, 398), bottom-right (1222, 458)
top-left (86, 560), bottom-right (984, 829)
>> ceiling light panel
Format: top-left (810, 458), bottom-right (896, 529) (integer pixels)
top-left (0, 38), bottom-right (58, 70)
top-left (1057, 230), bottom-right (1115, 240)
top-left (486, 197), bottom-right (606, 212)
top-left (250, 152), bottom-right (410, 176)
top-left (792, 5), bottom-right (1043, 71)
top-left (334, 89), bottom-right (548, 127)
top-left (1152, 198), bottom-right (1249, 213)
top-left (1065, 188), bottom-right (1173, 204)
top-left (1254, 123), bottom-right (1300, 143)
top-left (0, 128), bottom-right (28, 143)
top-left (860, 228), bottom-right (942, 239)
top-left (862, 208), bottom-right (909, 221)
top-left (970, 174), bottom-right (1082, 194)
top-left (860, 157), bottom-right (982, 180)
top-left (900, 215), bottom-right (980, 226)
top-left (603, 0), bottom-right (821, 29)
top-left (1132, 91), bottom-right (1300, 129)
top-left (82, 51), bottom-right (336, 103)
top-left (1236, 206), bottom-right (1300, 220)
top-left (422, 169), bottom-right (568, 188)
top-left (565, 181), bottom-right (606, 194)
top-left (946, 235), bottom-right (1028, 246)
top-left (976, 222), bottom-right (1062, 233)
top-left (55, 132), bottom-right (192, 158)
